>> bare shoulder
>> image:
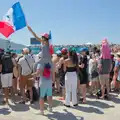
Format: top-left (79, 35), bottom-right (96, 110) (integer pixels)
top-left (65, 58), bottom-right (69, 62)
top-left (60, 57), bottom-right (64, 62)
top-left (60, 57), bottom-right (64, 60)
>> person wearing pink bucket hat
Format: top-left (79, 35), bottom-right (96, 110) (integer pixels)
top-left (98, 38), bottom-right (112, 99)
top-left (27, 25), bottom-right (55, 115)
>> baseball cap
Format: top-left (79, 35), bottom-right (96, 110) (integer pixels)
top-left (61, 48), bottom-right (68, 55)
top-left (79, 47), bottom-right (88, 53)
top-left (41, 33), bottom-right (49, 39)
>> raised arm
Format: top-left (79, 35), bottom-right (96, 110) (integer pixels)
top-left (27, 25), bottom-right (43, 43)
top-left (56, 58), bottom-right (64, 69)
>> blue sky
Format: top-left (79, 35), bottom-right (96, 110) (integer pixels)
top-left (0, 0), bottom-right (120, 45)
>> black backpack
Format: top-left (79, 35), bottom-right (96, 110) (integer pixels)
top-left (1, 53), bottom-right (13, 74)
top-left (26, 87), bottom-right (39, 102)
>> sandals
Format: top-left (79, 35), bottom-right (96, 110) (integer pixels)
top-left (2, 100), bottom-right (8, 105)
top-left (79, 98), bottom-right (86, 104)
top-left (19, 100), bottom-right (25, 104)
top-left (82, 100), bottom-right (86, 104)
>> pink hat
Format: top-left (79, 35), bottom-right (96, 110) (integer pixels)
top-left (101, 38), bottom-right (111, 59)
top-left (102, 38), bottom-right (108, 45)
top-left (41, 33), bottom-right (49, 39)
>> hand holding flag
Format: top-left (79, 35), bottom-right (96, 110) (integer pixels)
top-left (0, 2), bottom-right (26, 38)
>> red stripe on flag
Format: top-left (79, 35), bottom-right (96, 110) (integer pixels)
top-left (0, 21), bottom-right (14, 38)
top-left (49, 44), bottom-right (54, 55)
top-left (0, 22), bottom-right (4, 28)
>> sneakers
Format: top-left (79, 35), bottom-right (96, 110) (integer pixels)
top-left (19, 100), bottom-right (25, 104)
top-left (64, 104), bottom-right (70, 108)
top-left (73, 104), bottom-right (78, 107)
top-left (30, 100), bottom-right (34, 104)
top-left (35, 111), bottom-right (44, 115)
top-left (47, 106), bottom-right (53, 112)
top-left (40, 111), bottom-right (44, 115)
top-left (2, 100), bottom-right (8, 105)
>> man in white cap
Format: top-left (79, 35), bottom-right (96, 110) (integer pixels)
top-left (18, 48), bottom-right (35, 104)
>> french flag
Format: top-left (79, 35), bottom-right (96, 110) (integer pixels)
top-left (0, 2), bottom-right (26, 38)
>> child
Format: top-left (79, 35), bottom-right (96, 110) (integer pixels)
top-left (27, 25), bottom-right (55, 115)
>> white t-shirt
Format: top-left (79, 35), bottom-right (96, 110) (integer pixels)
top-left (34, 52), bottom-right (42, 63)
top-left (18, 55), bottom-right (35, 76)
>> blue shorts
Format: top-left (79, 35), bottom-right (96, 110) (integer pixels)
top-left (40, 87), bottom-right (52, 98)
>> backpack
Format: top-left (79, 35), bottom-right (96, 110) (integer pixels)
top-left (1, 53), bottom-right (13, 74)
top-left (26, 86), bottom-right (39, 101)
top-left (43, 63), bottom-right (51, 79)
top-left (32, 86), bottom-right (39, 101)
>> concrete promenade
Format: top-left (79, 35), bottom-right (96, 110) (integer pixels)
top-left (0, 92), bottom-right (120, 120)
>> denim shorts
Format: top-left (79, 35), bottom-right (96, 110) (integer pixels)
top-left (40, 87), bottom-right (52, 98)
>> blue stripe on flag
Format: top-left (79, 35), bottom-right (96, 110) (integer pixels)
top-left (49, 31), bottom-right (52, 40)
top-left (12, 2), bottom-right (26, 31)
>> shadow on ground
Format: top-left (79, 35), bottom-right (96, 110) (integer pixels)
top-left (9, 103), bottom-right (30, 112)
top-left (87, 100), bottom-right (114, 109)
top-left (110, 94), bottom-right (120, 104)
top-left (47, 109), bottom-right (84, 120)
top-left (72, 105), bottom-right (104, 114)
top-left (0, 108), bottom-right (11, 115)
top-left (30, 99), bottom-right (63, 110)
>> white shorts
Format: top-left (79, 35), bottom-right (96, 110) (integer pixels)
top-left (1, 73), bottom-right (13, 88)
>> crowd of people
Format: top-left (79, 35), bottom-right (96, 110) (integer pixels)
top-left (0, 26), bottom-right (120, 115)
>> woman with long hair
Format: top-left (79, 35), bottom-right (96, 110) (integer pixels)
top-left (64, 49), bottom-right (78, 107)
top-left (89, 53), bottom-right (99, 95)
top-left (12, 53), bottom-right (19, 95)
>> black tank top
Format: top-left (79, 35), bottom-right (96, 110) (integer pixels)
top-left (66, 66), bottom-right (77, 72)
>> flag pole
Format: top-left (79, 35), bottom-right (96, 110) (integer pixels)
top-left (6, 38), bottom-right (11, 51)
